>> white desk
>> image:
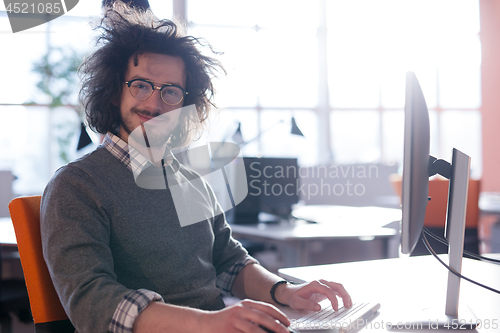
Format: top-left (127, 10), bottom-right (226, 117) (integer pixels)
top-left (0, 217), bottom-right (17, 247)
top-left (279, 255), bottom-right (500, 332)
top-left (231, 206), bottom-right (401, 267)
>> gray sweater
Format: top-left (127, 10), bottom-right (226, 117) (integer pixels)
top-left (40, 146), bottom-right (249, 332)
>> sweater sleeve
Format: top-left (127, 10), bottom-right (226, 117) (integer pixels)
top-left (211, 212), bottom-right (253, 273)
top-left (41, 165), bottom-right (134, 333)
top-left (109, 289), bottom-right (163, 333)
top-left (216, 256), bottom-right (258, 296)
top-left (209, 190), bottom-right (259, 293)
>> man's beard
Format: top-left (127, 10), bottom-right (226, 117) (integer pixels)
top-left (124, 107), bottom-right (178, 148)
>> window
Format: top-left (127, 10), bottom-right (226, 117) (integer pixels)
top-left (189, 0), bottom-right (482, 177)
top-left (326, 0), bottom-right (481, 177)
top-left (0, 0), bottom-right (482, 196)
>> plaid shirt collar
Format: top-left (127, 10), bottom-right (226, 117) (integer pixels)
top-left (102, 132), bottom-right (179, 176)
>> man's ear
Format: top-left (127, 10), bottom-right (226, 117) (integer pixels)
top-left (111, 94), bottom-right (120, 107)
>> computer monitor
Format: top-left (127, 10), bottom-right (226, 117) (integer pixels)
top-left (227, 157), bottom-right (299, 224)
top-left (254, 157), bottom-right (299, 217)
top-left (399, 71), bottom-right (476, 328)
top-left (401, 71), bottom-right (431, 255)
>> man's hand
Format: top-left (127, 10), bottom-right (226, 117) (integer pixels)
top-left (275, 279), bottom-right (352, 312)
top-left (201, 299), bottom-right (290, 333)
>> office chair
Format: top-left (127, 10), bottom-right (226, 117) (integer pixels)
top-left (8, 196), bottom-right (75, 333)
top-left (391, 176), bottom-right (481, 256)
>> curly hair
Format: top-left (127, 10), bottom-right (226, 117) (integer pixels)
top-left (79, 2), bottom-right (224, 148)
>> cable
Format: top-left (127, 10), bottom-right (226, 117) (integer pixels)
top-left (421, 232), bottom-right (500, 294)
top-left (423, 227), bottom-right (500, 264)
top-left (423, 228), bottom-right (493, 262)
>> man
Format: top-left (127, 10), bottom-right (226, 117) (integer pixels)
top-left (40, 3), bottom-right (351, 333)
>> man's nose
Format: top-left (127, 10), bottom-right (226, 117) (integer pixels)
top-left (142, 89), bottom-right (164, 113)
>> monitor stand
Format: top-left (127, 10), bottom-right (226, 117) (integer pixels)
top-left (443, 149), bottom-right (475, 324)
top-left (393, 148), bottom-right (478, 330)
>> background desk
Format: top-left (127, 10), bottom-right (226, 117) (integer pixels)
top-left (3, 206), bottom-right (401, 268)
top-left (230, 206), bottom-right (401, 269)
top-left (0, 217), bottom-right (17, 247)
top-left (279, 255), bottom-right (500, 332)
top-left (0, 217), bottom-right (25, 281)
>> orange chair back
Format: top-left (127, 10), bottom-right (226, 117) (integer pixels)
top-left (391, 177), bottom-right (481, 228)
top-left (8, 196), bottom-right (69, 324)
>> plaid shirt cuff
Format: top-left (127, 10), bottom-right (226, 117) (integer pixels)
top-left (109, 289), bottom-right (164, 333)
top-left (216, 255), bottom-right (259, 296)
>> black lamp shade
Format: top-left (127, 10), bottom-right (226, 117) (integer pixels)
top-left (232, 122), bottom-right (244, 144)
top-left (291, 117), bottom-right (304, 137)
top-left (77, 122), bottom-right (93, 150)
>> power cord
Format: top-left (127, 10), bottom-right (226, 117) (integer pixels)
top-left (423, 227), bottom-right (500, 264)
top-left (421, 231), bottom-right (500, 294)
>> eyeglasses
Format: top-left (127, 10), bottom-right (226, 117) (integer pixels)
top-left (125, 79), bottom-right (188, 106)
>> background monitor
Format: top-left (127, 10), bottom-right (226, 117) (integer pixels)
top-left (227, 157), bottom-right (299, 224)
top-left (254, 157), bottom-right (299, 217)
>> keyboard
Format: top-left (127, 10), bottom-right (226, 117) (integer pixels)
top-left (290, 300), bottom-right (380, 332)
